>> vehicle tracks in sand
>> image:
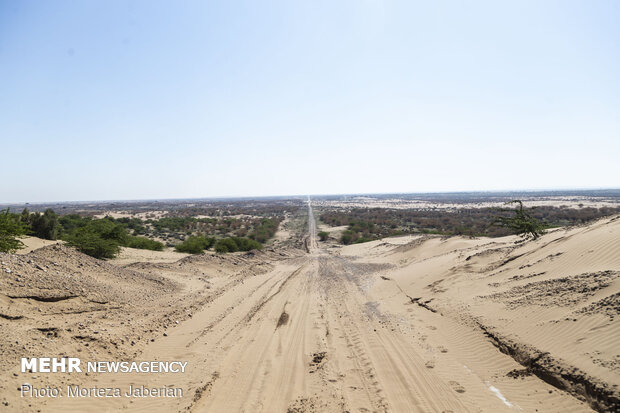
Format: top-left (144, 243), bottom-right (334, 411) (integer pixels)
top-left (317, 254), bottom-right (473, 413)
top-left (37, 199), bottom-right (599, 413)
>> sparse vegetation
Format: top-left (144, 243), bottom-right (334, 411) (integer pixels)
top-left (9, 206), bottom-right (284, 258)
top-left (144, 215), bottom-right (282, 246)
top-left (340, 222), bottom-right (378, 245)
top-left (318, 231), bottom-right (329, 241)
top-left (321, 204), bottom-right (620, 244)
top-left (249, 218), bottom-right (281, 243)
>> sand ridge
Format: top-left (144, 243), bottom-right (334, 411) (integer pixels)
top-left (0, 210), bottom-right (617, 412)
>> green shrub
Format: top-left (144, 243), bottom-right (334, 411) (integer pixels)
top-left (231, 237), bottom-right (262, 251)
top-left (64, 227), bottom-right (121, 259)
top-left (29, 209), bottom-right (61, 240)
top-left (214, 237), bottom-right (262, 253)
top-left (61, 217), bottom-right (129, 259)
top-left (175, 236), bottom-right (215, 254)
top-left (0, 209), bottom-right (26, 253)
top-left (340, 230), bottom-right (354, 245)
top-left (126, 236), bottom-right (164, 251)
top-left (318, 231), bottom-right (329, 241)
top-left (214, 238), bottom-right (238, 253)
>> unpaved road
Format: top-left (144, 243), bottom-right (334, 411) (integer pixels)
top-left (37, 200), bottom-right (596, 412)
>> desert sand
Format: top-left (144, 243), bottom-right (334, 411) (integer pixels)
top-left (14, 236), bottom-right (61, 254)
top-left (0, 202), bottom-right (618, 412)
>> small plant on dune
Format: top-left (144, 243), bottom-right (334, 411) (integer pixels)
top-left (0, 209), bottom-right (27, 253)
top-left (318, 231), bottom-right (329, 241)
top-left (493, 200), bottom-right (546, 241)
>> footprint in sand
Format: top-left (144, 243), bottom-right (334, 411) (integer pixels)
top-left (449, 381), bottom-right (466, 393)
top-left (425, 360), bottom-right (435, 369)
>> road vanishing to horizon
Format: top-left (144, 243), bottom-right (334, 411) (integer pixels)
top-left (22, 197), bottom-right (610, 413)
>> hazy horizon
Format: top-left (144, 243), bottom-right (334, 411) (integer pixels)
top-left (2, 187), bottom-right (620, 206)
top-left (2, 1), bottom-right (619, 203)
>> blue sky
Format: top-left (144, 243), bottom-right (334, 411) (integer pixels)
top-left (1, 0), bottom-right (618, 202)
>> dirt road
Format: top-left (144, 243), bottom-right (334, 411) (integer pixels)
top-left (35, 200), bottom-right (599, 412)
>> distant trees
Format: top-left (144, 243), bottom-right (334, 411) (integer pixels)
top-left (493, 200), bottom-right (546, 240)
top-left (145, 215), bottom-right (282, 245)
top-left (110, 217), bottom-right (147, 235)
top-left (249, 218), bottom-right (281, 243)
top-left (321, 203), bottom-right (620, 244)
top-left (0, 205), bottom-right (283, 258)
top-left (0, 209), bottom-right (26, 253)
top-left (59, 214), bottom-right (91, 233)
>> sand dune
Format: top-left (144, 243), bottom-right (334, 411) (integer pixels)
top-left (0, 211), bottom-right (617, 412)
top-left (349, 215), bottom-right (620, 411)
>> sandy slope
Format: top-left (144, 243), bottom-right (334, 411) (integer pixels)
top-left (14, 236), bottom-right (61, 254)
top-left (1, 209), bottom-right (618, 412)
top-left (112, 246), bottom-right (190, 266)
top-left (343, 215), bottom-right (620, 411)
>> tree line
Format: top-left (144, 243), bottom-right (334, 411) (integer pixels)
top-left (0, 208), bottom-right (282, 258)
top-left (1, 209), bottom-right (166, 258)
top-left (321, 204), bottom-right (620, 245)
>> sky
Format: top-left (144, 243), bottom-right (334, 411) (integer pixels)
top-left (1, 0), bottom-right (619, 203)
